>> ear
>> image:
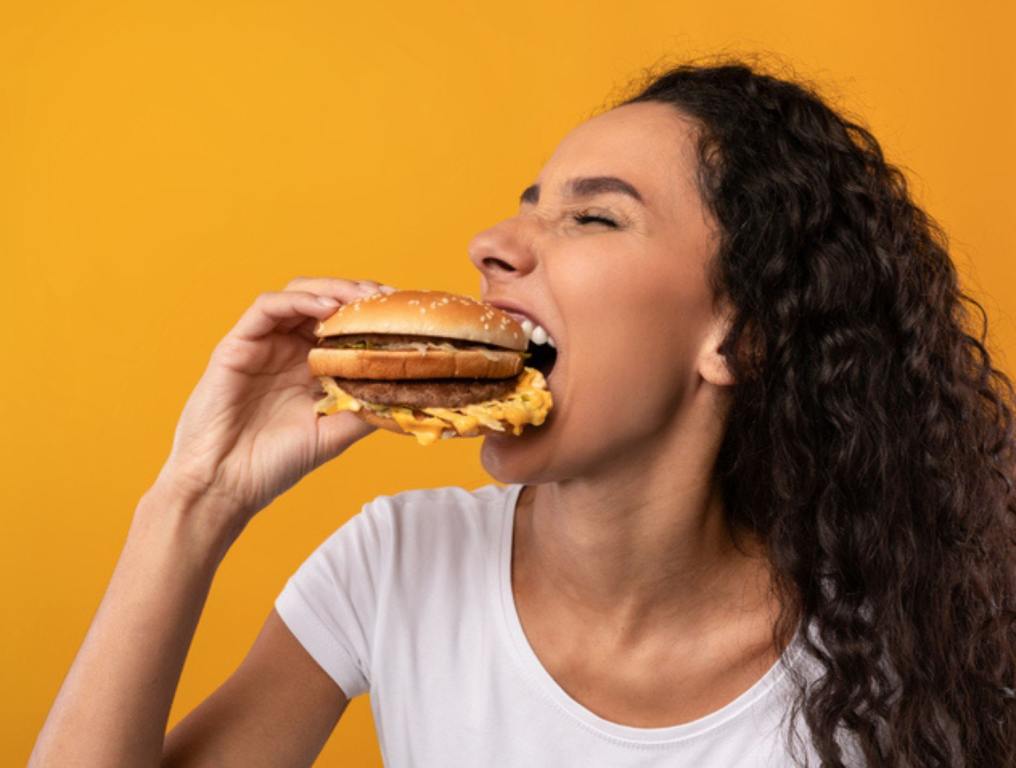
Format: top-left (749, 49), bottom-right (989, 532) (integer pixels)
top-left (697, 305), bottom-right (735, 388)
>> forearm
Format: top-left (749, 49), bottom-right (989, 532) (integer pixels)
top-left (30, 482), bottom-right (244, 767)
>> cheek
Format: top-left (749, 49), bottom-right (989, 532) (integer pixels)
top-left (560, 261), bottom-right (709, 423)
top-left (551, 235), bottom-right (705, 332)
top-left (571, 323), bottom-right (693, 435)
top-left (522, 235), bottom-right (714, 471)
top-left (560, 253), bottom-right (704, 376)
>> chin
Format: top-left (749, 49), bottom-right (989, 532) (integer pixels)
top-left (479, 408), bottom-right (591, 485)
top-left (481, 404), bottom-right (661, 486)
top-left (480, 428), bottom-right (561, 485)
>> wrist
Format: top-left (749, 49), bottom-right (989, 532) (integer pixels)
top-left (135, 478), bottom-right (249, 568)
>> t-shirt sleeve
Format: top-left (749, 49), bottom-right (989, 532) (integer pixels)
top-left (274, 501), bottom-right (389, 699)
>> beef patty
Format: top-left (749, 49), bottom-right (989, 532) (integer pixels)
top-left (334, 375), bottom-right (519, 408)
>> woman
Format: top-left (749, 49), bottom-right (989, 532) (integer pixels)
top-left (32, 59), bottom-right (1016, 767)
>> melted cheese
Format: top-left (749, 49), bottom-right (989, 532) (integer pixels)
top-left (314, 367), bottom-right (553, 446)
top-left (390, 410), bottom-right (448, 446)
top-left (313, 382), bottom-right (362, 415)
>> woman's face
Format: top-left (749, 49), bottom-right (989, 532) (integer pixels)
top-left (470, 101), bottom-right (728, 484)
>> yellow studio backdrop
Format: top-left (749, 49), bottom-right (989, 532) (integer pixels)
top-left (2, 1), bottom-right (1013, 764)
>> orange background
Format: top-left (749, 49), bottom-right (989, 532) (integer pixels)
top-left (2, 1), bottom-right (1013, 764)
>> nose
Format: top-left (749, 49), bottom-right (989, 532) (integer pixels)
top-left (467, 216), bottom-right (538, 285)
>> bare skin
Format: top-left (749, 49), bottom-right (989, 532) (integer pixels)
top-left (30, 277), bottom-right (384, 766)
top-left (511, 483), bottom-right (781, 727)
top-left (31, 102), bottom-right (787, 766)
top-left (473, 102), bottom-right (788, 725)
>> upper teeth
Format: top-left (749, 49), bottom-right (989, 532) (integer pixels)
top-left (504, 310), bottom-right (556, 348)
top-left (517, 317), bottom-right (555, 347)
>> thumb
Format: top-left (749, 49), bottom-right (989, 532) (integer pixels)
top-left (314, 411), bottom-right (377, 464)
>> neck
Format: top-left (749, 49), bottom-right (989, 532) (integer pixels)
top-left (516, 387), bottom-right (775, 646)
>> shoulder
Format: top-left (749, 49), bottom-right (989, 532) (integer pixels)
top-left (281, 483), bottom-right (518, 617)
top-left (347, 483), bottom-right (519, 614)
top-left (366, 482), bottom-right (517, 518)
top-left (368, 482), bottom-right (515, 511)
top-left (301, 483), bottom-right (518, 575)
top-left (361, 483), bottom-right (518, 556)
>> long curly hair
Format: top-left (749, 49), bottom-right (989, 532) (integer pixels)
top-left (614, 56), bottom-right (1016, 766)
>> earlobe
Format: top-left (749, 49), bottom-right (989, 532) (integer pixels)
top-left (699, 347), bottom-right (735, 387)
top-left (698, 310), bottom-right (736, 387)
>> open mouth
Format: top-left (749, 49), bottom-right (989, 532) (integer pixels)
top-left (526, 337), bottom-right (558, 380)
top-left (492, 307), bottom-right (559, 382)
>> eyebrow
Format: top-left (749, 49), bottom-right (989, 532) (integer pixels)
top-left (518, 175), bottom-right (645, 206)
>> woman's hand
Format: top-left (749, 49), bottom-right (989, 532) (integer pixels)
top-left (152, 276), bottom-right (393, 530)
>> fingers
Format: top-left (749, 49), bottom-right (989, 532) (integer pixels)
top-left (227, 291), bottom-right (343, 342)
top-left (227, 279), bottom-right (397, 342)
top-left (283, 276), bottom-right (397, 300)
top-left (315, 410), bottom-right (378, 463)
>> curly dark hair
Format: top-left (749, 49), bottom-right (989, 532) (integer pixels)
top-left (612, 55), bottom-right (1016, 767)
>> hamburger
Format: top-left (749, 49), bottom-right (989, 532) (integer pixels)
top-left (309, 289), bottom-right (553, 445)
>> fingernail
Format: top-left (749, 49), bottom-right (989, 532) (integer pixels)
top-left (316, 296), bottom-right (339, 307)
top-left (379, 284), bottom-right (397, 294)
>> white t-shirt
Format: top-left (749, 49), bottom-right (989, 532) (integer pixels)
top-left (274, 483), bottom-right (822, 767)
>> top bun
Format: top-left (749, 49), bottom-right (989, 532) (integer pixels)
top-left (314, 290), bottom-right (526, 351)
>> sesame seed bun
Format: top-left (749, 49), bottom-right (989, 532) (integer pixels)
top-left (313, 289), bottom-right (526, 351)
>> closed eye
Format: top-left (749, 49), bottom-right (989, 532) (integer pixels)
top-left (573, 211), bottom-right (618, 228)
